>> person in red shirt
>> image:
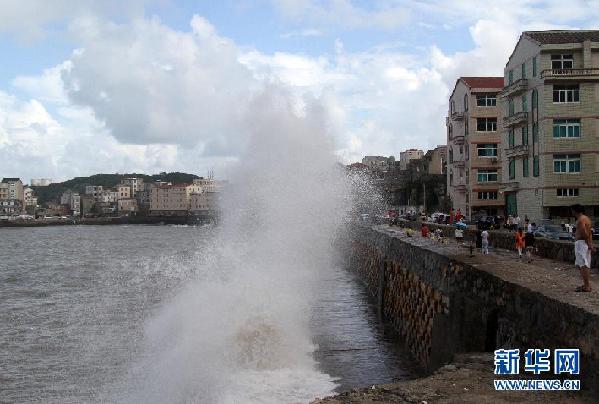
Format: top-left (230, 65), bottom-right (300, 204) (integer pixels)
top-left (421, 223), bottom-right (429, 237)
top-left (515, 228), bottom-right (525, 258)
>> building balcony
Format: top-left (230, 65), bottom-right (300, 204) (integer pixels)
top-left (450, 111), bottom-right (464, 121)
top-left (500, 79), bottom-right (528, 98)
top-left (499, 182), bottom-right (519, 192)
top-left (503, 111), bottom-right (528, 128)
top-left (504, 144), bottom-right (529, 158)
top-left (450, 134), bottom-right (465, 145)
top-left (541, 68), bottom-right (599, 81)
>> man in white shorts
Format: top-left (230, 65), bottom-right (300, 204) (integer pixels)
top-left (572, 204), bottom-right (593, 292)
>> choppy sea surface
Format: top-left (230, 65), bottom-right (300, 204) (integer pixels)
top-left (0, 225), bottom-right (417, 403)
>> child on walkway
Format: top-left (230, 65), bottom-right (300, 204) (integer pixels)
top-left (481, 229), bottom-right (489, 254)
top-left (515, 228), bottom-right (525, 259)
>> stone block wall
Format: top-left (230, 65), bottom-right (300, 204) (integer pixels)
top-left (352, 225), bottom-right (599, 391)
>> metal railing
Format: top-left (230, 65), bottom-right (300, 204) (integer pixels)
top-left (541, 68), bottom-right (599, 79)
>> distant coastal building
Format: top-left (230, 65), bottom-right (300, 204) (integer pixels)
top-left (399, 149), bottom-right (424, 170)
top-left (85, 185), bottom-right (103, 199)
top-left (30, 178), bottom-right (52, 186)
top-left (118, 198), bottom-right (138, 214)
top-left (361, 156), bottom-right (395, 171)
top-left (424, 146), bottom-right (447, 175)
top-left (0, 178), bottom-right (25, 214)
top-left (121, 177), bottom-right (143, 194)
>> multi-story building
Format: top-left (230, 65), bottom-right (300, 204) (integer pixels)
top-left (1, 178), bottom-right (24, 202)
top-left (121, 177), bottom-right (143, 194)
top-left (150, 183), bottom-right (201, 215)
top-left (499, 31), bottom-right (599, 221)
top-left (361, 156), bottom-right (395, 172)
top-left (80, 195), bottom-right (95, 216)
top-left (423, 145), bottom-right (447, 175)
top-left (30, 178), bottom-right (52, 186)
top-left (190, 190), bottom-right (220, 213)
top-left (399, 149), bottom-right (424, 170)
top-left (71, 193), bottom-right (81, 216)
top-left (24, 187), bottom-right (37, 206)
top-left (85, 185), bottom-right (103, 199)
top-left (99, 190), bottom-right (119, 203)
top-left (116, 184), bottom-right (131, 200)
top-left (118, 198), bottom-right (138, 214)
top-left (447, 77), bottom-right (505, 220)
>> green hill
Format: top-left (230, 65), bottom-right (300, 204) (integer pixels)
top-left (32, 172), bottom-right (200, 205)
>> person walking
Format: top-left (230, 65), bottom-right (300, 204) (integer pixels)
top-left (524, 230), bottom-right (535, 263)
top-left (481, 229), bottom-right (489, 255)
top-left (572, 204), bottom-right (593, 292)
top-left (515, 228), bottom-right (525, 259)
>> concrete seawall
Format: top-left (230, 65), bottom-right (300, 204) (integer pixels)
top-left (351, 224), bottom-right (599, 391)
top-left (0, 215), bottom-right (216, 227)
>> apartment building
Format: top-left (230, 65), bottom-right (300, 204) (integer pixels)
top-left (424, 145), bottom-right (447, 175)
top-left (85, 185), bottom-right (103, 199)
top-left (118, 198), bottom-right (138, 213)
top-left (190, 191), bottom-right (219, 212)
top-left (116, 184), bottom-right (131, 199)
top-left (121, 177), bottom-right (143, 194)
top-left (1, 178), bottom-right (24, 202)
top-left (399, 149), bottom-right (424, 170)
top-left (499, 31), bottom-right (599, 221)
top-left (447, 77), bottom-right (505, 220)
top-left (149, 183), bottom-right (202, 214)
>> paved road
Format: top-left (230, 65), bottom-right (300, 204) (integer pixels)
top-left (375, 225), bottom-right (599, 315)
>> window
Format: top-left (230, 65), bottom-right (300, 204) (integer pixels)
top-left (552, 119), bottom-right (581, 138)
top-left (476, 94), bottom-right (497, 107)
top-left (476, 117), bottom-right (497, 131)
top-left (478, 191), bottom-right (498, 200)
top-left (521, 62), bottom-right (526, 79)
top-left (522, 94), bottom-right (527, 112)
top-left (464, 94), bottom-right (468, 111)
top-left (509, 159), bottom-right (515, 180)
top-left (533, 156), bottom-right (539, 177)
top-left (557, 188), bottom-right (579, 197)
top-left (450, 100), bottom-right (455, 114)
top-left (532, 56), bottom-right (537, 77)
top-left (448, 124), bottom-right (453, 140)
top-left (553, 85), bottom-right (579, 103)
top-left (522, 125), bottom-right (529, 145)
top-left (508, 70), bottom-right (513, 85)
top-left (508, 99), bottom-right (515, 115)
top-left (523, 157), bottom-right (529, 177)
top-left (477, 143), bottom-right (498, 157)
top-left (532, 89), bottom-right (538, 109)
top-left (553, 154), bottom-right (581, 173)
top-left (508, 129), bottom-right (515, 147)
top-left (533, 123), bottom-right (539, 143)
top-left (551, 54), bottom-right (573, 69)
top-left (464, 119), bottom-right (469, 136)
top-left (478, 169), bottom-right (498, 182)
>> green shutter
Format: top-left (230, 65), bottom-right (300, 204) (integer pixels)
top-left (509, 159), bottom-right (515, 180)
top-left (532, 57), bottom-right (537, 77)
top-left (509, 130), bottom-right (515, 147)
top-left (533, 156), bottom-right (539, 177)
top-left (521, 62), bottom-right (526, 79)
top-left (522, 125), bottom-right (529, 145)
top-left (532, 89), bottom-right (537, 108)
top-left (523, 158), bottom-right (529, 177)
top-left (508, 70), bottom-right (513, 85)
top-left (522, 94), bottom-right (527, 112)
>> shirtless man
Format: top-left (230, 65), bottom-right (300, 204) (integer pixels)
top-left (572, 204), bottom-right (593, 292)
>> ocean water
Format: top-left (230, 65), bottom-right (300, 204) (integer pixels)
top-left (0, 225), bottom-right (417, 403)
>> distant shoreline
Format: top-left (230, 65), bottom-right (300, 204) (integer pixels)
top-left (0, 215), bottom-right (216, 228)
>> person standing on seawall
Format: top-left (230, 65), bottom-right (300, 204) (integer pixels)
top-left (481, 229), bottom-right (489, 255)
top-left (515, 228), bottom-right (525, 259)
top-left (572, 204), bottom-right (593, 292)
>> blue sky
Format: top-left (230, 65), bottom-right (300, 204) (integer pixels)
top-left (1, 0), bottom-right (597, 181)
